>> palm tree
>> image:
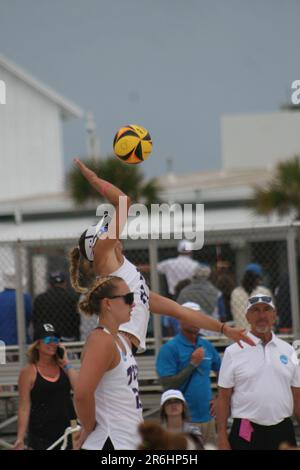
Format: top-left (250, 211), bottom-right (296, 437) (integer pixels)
top-left (251, 156), bottom-right (300, 220)
top-left (67, 156), bottom-right (161, 207)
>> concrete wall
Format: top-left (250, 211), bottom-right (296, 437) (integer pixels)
top-left (222, 111), bottom-right (300, 170)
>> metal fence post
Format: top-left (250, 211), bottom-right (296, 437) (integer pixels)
top-left (15, 240), bottom-right (27, 366)
top-left (287, 228), bottom-right (300, 339)
top-left (149, 239), bottom-right (162, 354)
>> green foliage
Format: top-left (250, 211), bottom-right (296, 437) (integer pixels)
top-left (67, 156), bottom-right (161, 207)
top-left (251, 156), bottom-right (300, 219)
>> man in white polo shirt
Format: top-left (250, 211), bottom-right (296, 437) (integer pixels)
top-left (217, 294), bottom-right (300, 450)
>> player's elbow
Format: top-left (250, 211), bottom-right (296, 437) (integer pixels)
top-left (74, 386), bottom-right (91, 405)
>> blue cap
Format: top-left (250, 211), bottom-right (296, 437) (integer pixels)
top-left (245, 263), bottom-right (262, 277)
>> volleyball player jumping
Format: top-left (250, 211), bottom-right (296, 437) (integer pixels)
top-left (70, 159), bottom-right (254, 351)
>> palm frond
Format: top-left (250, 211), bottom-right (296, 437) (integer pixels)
top-left (67, 155), bottom-right (160, 206)
top-left (251, 155), bottom-right (300, 219)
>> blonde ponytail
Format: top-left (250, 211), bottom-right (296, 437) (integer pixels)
top-left (69, 247), bottom-right (88, 294)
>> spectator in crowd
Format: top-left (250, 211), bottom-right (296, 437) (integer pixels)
top-left (157, 240), bottom-right (200, 298)
top-left (161, 279), bottom-right (191, 337)
top-left (210, 261), bottom-right (236, 322)
top-left (70, 259), bottom-right (98, 341)
top-left (138, 420), bottom-right (205, 451)
top-left (13, 323), bottom-right (78, 450)
top-left (174, 279), bottom-right (192, 299)
top-left (32, 272), bottom-right (80, 342)
top-left (275, 272), bottom-right (293, 334)
top-left (0, 269), bottom-right (32, 346)
top-left (160, 389), bottom-right (203, 442)
top-left (177, 264), bottom-right (226, 326)
top-left (230, 263), bottom-right (272, 330)
top-left (156, 304), bottom-right (221, 446)
top-left (79, 308), bottom-right (98, 342)
top-left (161, 302), bottom-right (201, 338)
top-left (217, 294), bottom-right (300, 450)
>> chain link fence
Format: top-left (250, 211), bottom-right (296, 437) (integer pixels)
top-left (0, 224), bottom-right (299, 366)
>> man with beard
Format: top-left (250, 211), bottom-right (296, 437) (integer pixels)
top-left (217, 294), bottom-right (300, 450)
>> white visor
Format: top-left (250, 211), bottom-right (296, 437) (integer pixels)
top-left (84, 212), bottom-right (112, 262)
top-left (84, 224), bottom-right (97, 262)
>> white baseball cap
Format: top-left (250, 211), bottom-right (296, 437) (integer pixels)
top-left (160, 389), bottom-right (186, 407)
top-left (181, 302), bottom-right (201, 311)
top-left (246, 294), bottom-right (275, 312)
top-left (177, 240), bottom-right (193, 253)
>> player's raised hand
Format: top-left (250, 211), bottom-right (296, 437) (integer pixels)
top-left (222, 325), bottom-right (256, 348)
top-left (74, 158), bottom-right (98, 183)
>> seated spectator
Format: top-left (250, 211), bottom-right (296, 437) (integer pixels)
top-left (177, 264), bottom-right (226, 322)
top-left (161, 279), bottom-right (191, 337)
top-left (210, 261), bottom-right (236, 322)
top-left (230, 263), bottom-right (273, 330)
top-left (156, 308), bottom-right (221, 446)
top-left (275, 273), bottom-right (293, 333)
top-left (0, 269), bottom-right (32, 346)
top-left (160, 389), bottom-right (203, 441)
top-left (32, 272), bottom-right (80, 342)
top-left (78, 301), bottom-right (98, 341)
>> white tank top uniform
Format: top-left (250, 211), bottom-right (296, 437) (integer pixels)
top-left (110, 257), bottom-right (150, 353)
top-left (82, 329), bottom-right (143, 450)
top-left (85, 223), bottom-right (150, 353)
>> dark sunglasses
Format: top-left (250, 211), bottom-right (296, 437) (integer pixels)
top-left (248, 296), bottom-right (272, 305)
top-left (106, 292), bottom-right (134, 305)
top-left (42, 336), bottom-right (60, 344)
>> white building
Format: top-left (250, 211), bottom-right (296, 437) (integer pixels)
top-left (0, 55), bottom-right (83, 290)
top-left (0, 83), bottom-right (297, 242)
top-left (221, 110), bottom-right (300, 171)
top-left (0, 54), bottom-right (83, 202)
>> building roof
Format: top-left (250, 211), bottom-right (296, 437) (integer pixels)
top-left (0, 206), bottom-right (293, 243)
top-left (0, 166), bottom-right (275, 215)
top-left (157, 167), bottom-right (275, 203)
top-left (0, 54), bottom-right (83, 119)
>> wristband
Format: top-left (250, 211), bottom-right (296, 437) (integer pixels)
top-left (220, 323), bottom-right (226, 335)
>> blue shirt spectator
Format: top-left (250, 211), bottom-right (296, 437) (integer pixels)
top-left (0, 270), bottom-right (32, 345)
top-left (156, 332), bottom-right (221, 423)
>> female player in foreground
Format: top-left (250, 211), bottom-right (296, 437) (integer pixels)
top-left (74, 275), bottom-right (143, 450)
top-left (70, 159), bottom-right (254, 352)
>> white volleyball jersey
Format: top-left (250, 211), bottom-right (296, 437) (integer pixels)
top-left (82, 331), bottom-right (143, 450)
top-left (110, 256), bottom-right (150, 353)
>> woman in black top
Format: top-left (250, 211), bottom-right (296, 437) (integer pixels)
top-left (13, 324), bottom-right (78, 450)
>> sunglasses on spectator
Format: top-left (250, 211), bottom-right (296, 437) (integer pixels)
top-left (103, 292), bottom-right (134, 305)
top-left (248, 296), bottom-right (272, 305)
top-left (42, 336), bottom-right (60, 344)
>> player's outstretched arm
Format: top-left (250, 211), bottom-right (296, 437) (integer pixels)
top-left (149, 291), bottom-right (255, 348)
top-left (74, 158), bottom-right (131, 209)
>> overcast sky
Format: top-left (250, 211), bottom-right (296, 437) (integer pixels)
top-left (0, 0), bottom-right (299, 178)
